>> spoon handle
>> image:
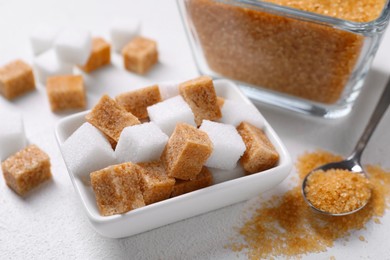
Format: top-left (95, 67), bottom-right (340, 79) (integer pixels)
top-left (350, 77), bottom-right (390, 161)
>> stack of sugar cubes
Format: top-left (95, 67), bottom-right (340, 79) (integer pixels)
top-left (60, 76), bottom-right (280, 216)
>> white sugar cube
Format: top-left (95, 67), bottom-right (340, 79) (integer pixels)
top-left (30, 25), bottom-right (60, 56)
top-left (34, 49), bottom-right (73, 84)
top-left (199, 120), bottom-right (245, 170)
top-left (61, 122), bottom-right (116, 179)
top-left (158, 81), bottom-right (180, 100)
top-left (55, 28), bottom-right (92, 65)
top-left (115, 122), bottom-right (168, 163)
top-left (0, 111), bottom-right (27, 161)
top-left (147, 96), bottom-right (196, 136)
top-left (110, 18), bottom-right (141, 52)
top-left (220, 100), bottom-right (265, 129)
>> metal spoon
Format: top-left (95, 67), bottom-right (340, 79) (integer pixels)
top-left (302, 77), bottom-right (390, 216)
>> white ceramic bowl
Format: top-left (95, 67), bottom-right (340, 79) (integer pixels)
top-left (55, 79), bottom-right (292, 238)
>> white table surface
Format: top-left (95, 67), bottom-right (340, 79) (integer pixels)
top-left (1, 0), bottom-right (390, 259)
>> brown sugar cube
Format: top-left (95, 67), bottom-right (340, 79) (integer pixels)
top-left (237, 122), bottom-right (279, 174)
top-left (46, 75), bottom-right (86, 112)
top-left (171, 167), bottom-right (213, 197)
top-left (179, 76), bottom-right (221, 126)
top-left (0, 60), bottom-right (35, 100)
top-left (90, 162), bottom-right (145, 216)
top-left (79, 37), bottom-right (111, 73)
top-left (162, 123), bottom-right (212, 180)
top-left (115, 85), bottom-right (162, 119)
top-left (137, 161), bottom-right (175, 205)
top-left (122, 36), bottom-right (158, 74)
top-left (86, 95), bottom-right (140, 142)
top-left (1, 145), bottom-right (51, 196)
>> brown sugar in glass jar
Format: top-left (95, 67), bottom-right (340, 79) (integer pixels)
top-left (178, 0), bottom-right (390, 117)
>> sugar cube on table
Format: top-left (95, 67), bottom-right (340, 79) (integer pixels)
top-left (0, 60), bottom-right (35, 100)
top-left (46, 75), bottom-right (86, 112)
top-left (158, 81), bottom-right (180, 100)
top-left (1, 145), bottom-right (51, 196)
top-left (220, 100), bottom-right (265, 129)
top-left (237, 122), bottom-right (279, 174)
top-left (0, 111), bottom-right (27, 161)
top-left (199, 120), bottom-right (246, 170)
top-left (91, 162), bottom-right (145, 216)
top-left (137, 161), bottom-right (175, 205)
top-left (115, 85), bottom-right (162, 119)
top-left (179, 76), bottom-right (221, 126)
top-left (61, 122), bottom-right (117, 179)
top-left (85, 95), bottom-right (140, 142)
top-left (115, 122), bottom-right (168, 163)
top-left (147, 95), bottom-right (196, 136)
top-left (122, 36), bottom-right (158, 74)
top-left (30, 25), bottom-right (60, 55)
top-left (110, 18), bottom-right (141, 52)
top-left (79, 37), bottom-right (111, 73)
top-left (34, 49), bottom-right (73, 84)
top-left (55, 28), bottom-right (92, 65)
top-left (170, 167), bottom-right (213, 197)
top-left (162, 123), bottom-right (212, 180)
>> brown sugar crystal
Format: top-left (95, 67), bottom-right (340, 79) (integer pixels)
top-left (171, 166), bottom-right (213, 197)
top-left (122, 36), bottom-right (158, 74)
top-left (137, 161), bottom-right (175, 205)
top-left (79, 37), bottom-right (111, 73)
top-left (179, 76), bottom-right (221, 126)
top-left (187, 0), bottom-right (368, 103)
top-left (46, 75), bottom-right (86, 112)
top-left (115, 85), bottom-right (162, 119)
top-left (304, 169), bottom-right (372, 214)
top-left (85, 94), bottom-right (140, 142)
top-left (0, 60), bottom-right (35, 100)
top-left (162, 123), bottom-right (212, 180)
top-left (228, 150), bottom-right (390, 259)
top-left (1, 144), bottom-right (51, 196)
top-left (237, 122), bottom-right (279, 174)
top-left (90, 162), bottom-right (145, 216)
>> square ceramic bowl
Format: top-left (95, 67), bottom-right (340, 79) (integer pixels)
top-left (55, 79), bottom-right (292, 238)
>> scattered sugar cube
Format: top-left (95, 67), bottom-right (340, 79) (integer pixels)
top-left (237, 122), bottom-right (279, 174)
top-left (162, 123), bottom-right (212, 180)
top-left (79, 37), bottom-right (111, 73)
top-left (61, 122), bottom-right (117, 178)
top-left (115, 122), bottom-right (168, 163)
top-left (171, 167), bottom-right (213, 197)
top-left (86, 95), bottom-right (140, 142)
top-left (34, 49), bottom-right (73, 84)
top-left (46, 75), bottom-right (86, 112)
top-left (137, 161), bottom-right (175, 205)
top-left (199, 120), bottom-right (245, 170)
top-left (220, 100), bottom-right (265, 129)
top-left (179, 76), bottom-right (221, 126)
top-left (122, 36), bottom-right (158, 74)
top-left (147, 96), bottom-right (196, 136)
top-left (91, 162), bottom-right (145, 216)
top-left (1, 145), bottom-right (51, 196)
top-left (158, 81), bottom-right (180, 100)
top-left (0, 60), bottom-right (35, 100)
top-left (30, 25), bottom-right (60, 55)
top-left (55, 28), bottom-right (92, 65)
top-left (115, 85), bottom-right (162, 119)
top-left (110, 18), bottom-right (141, 52)
top-left (0, 111), bottom-right (27, 161)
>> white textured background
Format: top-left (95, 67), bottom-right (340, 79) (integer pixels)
top-left (0, 0), bottom-right (390, 259)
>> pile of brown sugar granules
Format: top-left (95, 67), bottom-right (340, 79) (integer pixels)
top-left (304, 169), bottom-right (372, 214)
top-left (228, 150), bottom-right (390, 259)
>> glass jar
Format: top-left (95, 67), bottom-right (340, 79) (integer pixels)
top-left (177, 0), bottom-right (390, 118)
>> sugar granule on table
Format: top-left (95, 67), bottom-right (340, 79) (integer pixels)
top-left (227, 150), bottom-right (390, 259)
